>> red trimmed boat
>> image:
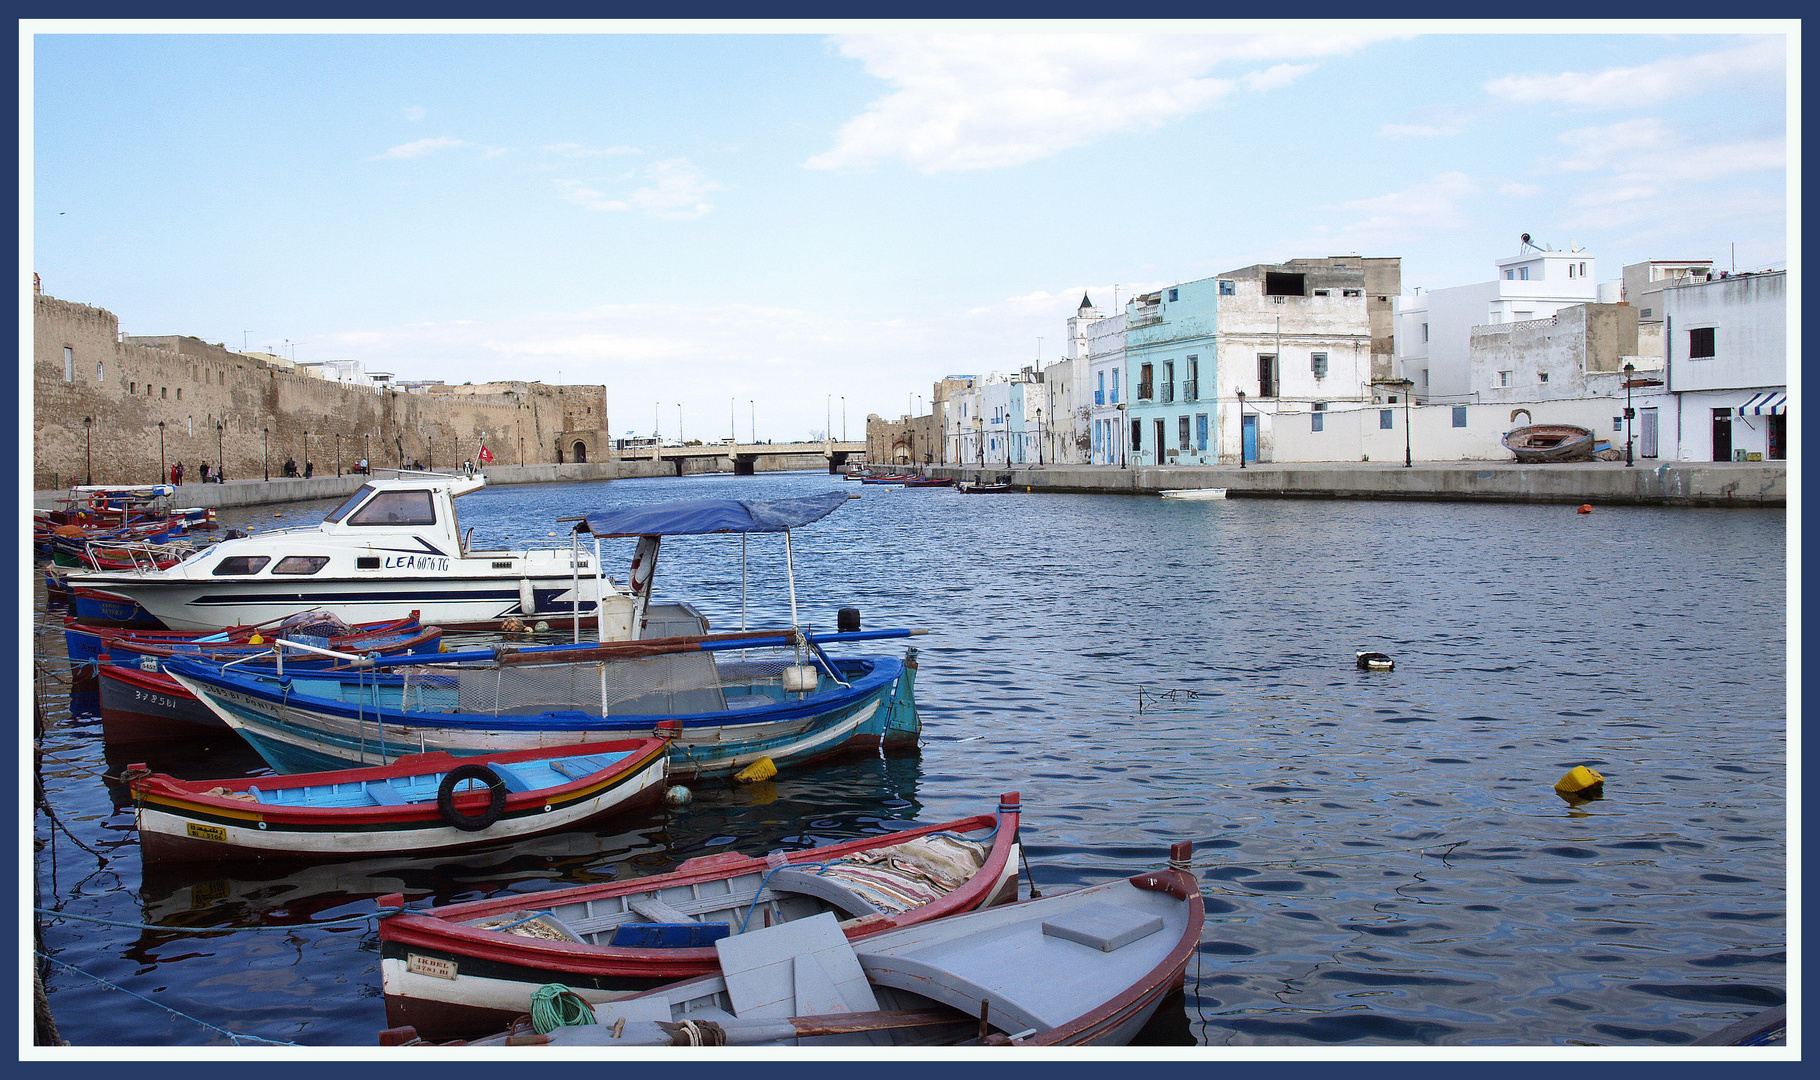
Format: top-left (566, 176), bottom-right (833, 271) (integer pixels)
top-left (129, 739), bottom-right (669, 864)
top-left (376, 793), bottom-right (1024, 1041)
top-left (94, 619), bottom-right (444, 742)
top-left (386, 840), bottom-right (1203, 1048)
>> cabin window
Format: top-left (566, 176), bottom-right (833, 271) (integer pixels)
top-left (273, 555), bottom-right (330, 575)
top-left (350, 490), bottom-right (437, 526)
top-left (356, 556), bottom-right (381, 569)
top-left (323, 485), bottom-right (376, 523)
top-left (212, 555), bottom-right (271, 576)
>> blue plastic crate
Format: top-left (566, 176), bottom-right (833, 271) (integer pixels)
top-left (607, 922), bottom-right (732, 948)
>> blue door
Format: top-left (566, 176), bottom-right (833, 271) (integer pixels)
top-left (1242, 415), bottom-right (1257, 463)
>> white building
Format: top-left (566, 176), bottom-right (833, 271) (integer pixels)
top-left (1396, 243), bottom-right (1602, 403)
top-left (1655, 269), bottom-right (1787, 461)
top-left (1043, 294), bottom-right (1102, 465)
top-left (1085, 308), bottom-right (1127, 465)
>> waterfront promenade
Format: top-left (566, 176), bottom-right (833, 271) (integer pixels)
top-left (932, 459), bottom-right (1786, 507)
top-left (35, 458), bottom-right (1785, 511)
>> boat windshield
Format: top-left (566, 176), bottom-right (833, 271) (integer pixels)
top-left (323, 485), bottom-right (375, 524)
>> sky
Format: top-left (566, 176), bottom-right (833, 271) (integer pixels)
top-left (25, 22), bottom-right (1794, 443)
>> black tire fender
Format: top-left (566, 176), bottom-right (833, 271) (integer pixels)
top-left (437, 764), bottom-right (507, 832)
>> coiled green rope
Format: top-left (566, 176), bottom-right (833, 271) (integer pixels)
top-left (530, 983), bottom-right (597, 1034)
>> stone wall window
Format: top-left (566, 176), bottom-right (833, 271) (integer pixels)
top-left (63, 347), bottom-right (74, 382)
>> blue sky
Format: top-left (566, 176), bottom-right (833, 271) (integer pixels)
top-left (27, 24), bottom-right (1792, 442)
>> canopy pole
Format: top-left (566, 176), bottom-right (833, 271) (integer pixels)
top-left (595, 534), bottom-right (605, 646)
top-left (784, 529), bottom-right (800, 631)
top-left (571, 530), bottom-right (581, 644)
top-left (740, 535), bottom-right (748, 632)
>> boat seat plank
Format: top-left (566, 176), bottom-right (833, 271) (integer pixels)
top-left (484, 763), bottom-right (542, 794)
top-left (1040, 901), bottom-right (1165, 952)
top-left (629, 896), bottom-right (700, 925)
top-left (716, 912), bottom-right (878, 1022)
top-left (766, 868), bottom-right (886, 918)
top-left (364, 781), bottom-right (410, 806)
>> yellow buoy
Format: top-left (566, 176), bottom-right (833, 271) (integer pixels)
top-left (247, 633), bottom-right (263, 645)
top-left (1554, 765), bottom-right (1605, 798)
top-left (734, 757), bottom-right (777, 784)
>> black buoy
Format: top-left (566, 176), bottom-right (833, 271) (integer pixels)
top-left (1356, 651), bottom-right (1394, 671)
top-left (837, 606), bottom-right (861, 633)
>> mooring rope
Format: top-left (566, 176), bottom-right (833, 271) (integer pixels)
top-left (34, 905), bottom-right (402, 935)
top-left (529, 983), bottom-right (597, 1034)
top-left (35, 952), bottom-right (303, 1047)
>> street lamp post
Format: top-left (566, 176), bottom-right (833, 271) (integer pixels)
top-left (1402, 379), bottom-right (1414, 468)
top-left (336, 433), bottom-right (342, 477)
top-left (217, 422), bottom-right (224, 479)
top-left (158, 420), bottom-right (165, 483)
top-left (83, 416), bottom-right (92, 485)
top-left (1236, 390), bottom-right (1246, 468)
top-left (426, 436), bottom-right (433, 471)
top-left (303, 430), bottom-right (309, 476)
top-left (263, 427), bottom-right (270, 480)
top-left (363, 433), bottom-right (370, 473)
top-left (1036, 408), bottom-right (1043, 465)
top-left (750, 400), bottom-right (755, 444)
top-left (976, 416), bottom-right (984, 466)
top-left (1623, 362), bottom-right (1636, 467)
top-left (677, 404), bottom-right (682, 446)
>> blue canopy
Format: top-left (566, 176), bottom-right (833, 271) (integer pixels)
top-left (580, 490), bottom-right (854, 537)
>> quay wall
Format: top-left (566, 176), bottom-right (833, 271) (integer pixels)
top-left (929, 461), bottom-right (1785, 508)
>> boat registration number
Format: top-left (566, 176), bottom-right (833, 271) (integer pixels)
top-left (407, 954), bottom-right (459, 981)
top-left (186, 822), bottom-right (227, 842)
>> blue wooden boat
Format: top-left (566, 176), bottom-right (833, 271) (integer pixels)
top-left (162, 631), bottom-right (922, 778)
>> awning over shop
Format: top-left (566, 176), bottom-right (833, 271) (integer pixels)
top-left (1736, 392), bottom-right (1787, 416)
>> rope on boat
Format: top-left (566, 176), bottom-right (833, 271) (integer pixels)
top-left (35, 951), bottom-right (303, 1047)
top-left (33, 905), bottom-right (403, 934)
top-left (529, 983), bottom-right (598, 1034)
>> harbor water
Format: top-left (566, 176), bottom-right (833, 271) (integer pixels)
top-left (32, 470), bottom-right (1787, 1047)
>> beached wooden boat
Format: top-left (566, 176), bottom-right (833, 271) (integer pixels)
top-left (1502, 424), bottom-right (1595, 463)
top-left (128, 739), bottom-right (668, 864)
top-left (897, 477), bottom-right (955, 488)
top-left (386, 838), bottom-right (1200, 1048)
top-left (374, 794), bottom-right (1024, 1041)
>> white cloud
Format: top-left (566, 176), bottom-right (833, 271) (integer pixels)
top-left (805, 33), bottom-right (1396, 174)
top-left (544, 142), bottom-right (641, 158)
top-left (1498, 182), bottom-right (1543, 198)
top-left (1485, 37), bottom-right (1785, 107)
top-left (1298, 171), bottom-right (1483, 250)
top-left (402, 106), bottom-right (426, 122)
top-left (557, 158), bottom-right (724, 220)
top-left (1554, 118), bottom-right (1783, 181)
top-left (373, 136), bottom-right (475, 160)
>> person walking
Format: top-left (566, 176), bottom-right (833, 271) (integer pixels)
top-left (199, 461), bottom-right (211, 484)
top-left (170, 461), bottom-right (184, 486)
top-left (304, 461), bottom-right (314, 478)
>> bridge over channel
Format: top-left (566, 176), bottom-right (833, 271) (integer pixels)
top-left (614, 441), bottom-right (868, 477)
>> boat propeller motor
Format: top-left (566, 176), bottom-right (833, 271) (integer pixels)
top-left (837, 607), bottom-right (861, 633)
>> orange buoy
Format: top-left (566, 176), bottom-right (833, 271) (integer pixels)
top-left (1576, 504), bottom-right (1592, 514)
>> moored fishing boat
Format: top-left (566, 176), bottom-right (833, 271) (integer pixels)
top-left (162, 628), bottom-right (922, 776)
top-left (385, 837), bottom-right (1200, 1048)
top-left (897, 476), bottom-right (954, 488)
top-left (374, 793), bottom-right (1023, 1041)
top-left (128, 738), bottom-right (668, 863)
top-left (96, 622), bottom-right (445, 742)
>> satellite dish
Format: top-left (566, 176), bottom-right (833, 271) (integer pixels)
top-left (1520, 233), bottom-right (1531, 246)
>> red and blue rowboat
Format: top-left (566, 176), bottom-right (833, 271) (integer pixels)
top-left (129, 739), bottom-right (670, 864)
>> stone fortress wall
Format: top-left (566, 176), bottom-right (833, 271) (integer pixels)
top-left (32, 283), bottom-right (609, 491)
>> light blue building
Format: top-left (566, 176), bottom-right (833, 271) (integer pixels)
top-left (1125, 278), bottom-right (1221, 467)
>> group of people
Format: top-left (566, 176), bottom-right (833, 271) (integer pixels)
top-left (280, 458), bottom-right (315, 479)
top-left (168, 461), bottom-right (226, 485)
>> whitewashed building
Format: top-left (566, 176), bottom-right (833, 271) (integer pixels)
top-left (1396, 243), bottom-right (1603, 403)
top-left (1085, 308), bottom-right (1127, 465)
top-left (1655, 269), bottom-right (1787, 461)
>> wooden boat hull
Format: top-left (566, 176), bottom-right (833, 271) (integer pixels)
top-left (66, 613), bottom-right (427, 674)
top-left (164, 649), bottom-right (922, 778)
top-left (1502, 424), bottom-right (1596, 463)
top-left (100, 663), bottom-right (233, 741)
top-left (409, 840), bottom-right (1202, 1048)
top-left (130, 739), bottom-right (668, 864)
top-left (374, 794), bottom-right (1024, 1042)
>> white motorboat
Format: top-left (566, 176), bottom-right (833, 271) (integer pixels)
top-left (1158, 488), bottom-right (1227, 500)
top-left (66, 471), bottom-right (633, 633)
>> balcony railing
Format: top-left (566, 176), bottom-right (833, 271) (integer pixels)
top-left (1137, 382), bottom-right (1154, 401)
